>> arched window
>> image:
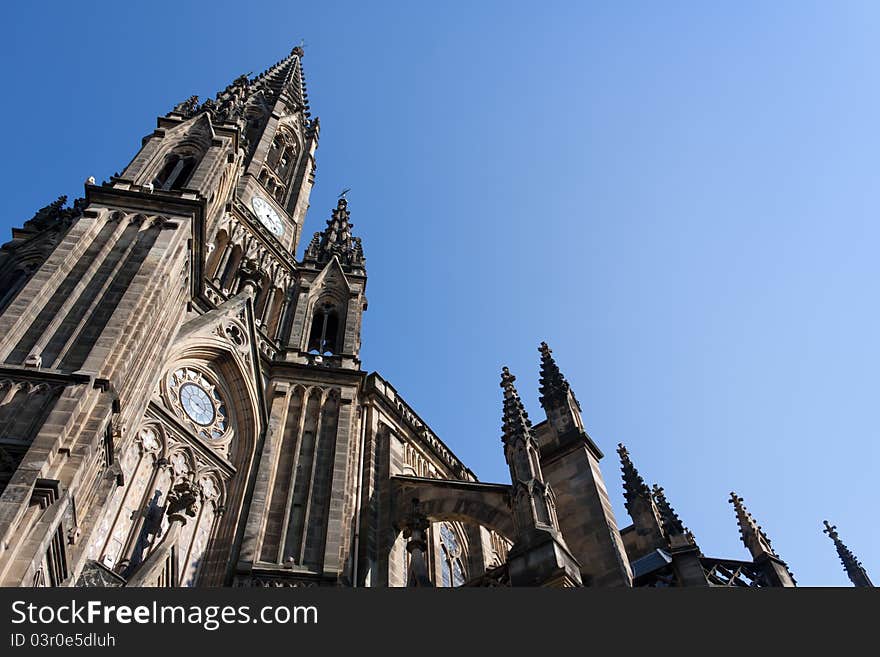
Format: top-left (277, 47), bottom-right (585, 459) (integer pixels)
top-left (153, 153), bottom-right (198, 191)
top-left (438, 523), bottom-right (466, 587)
top-left (267, 131), bottom-right (298, 178)
top-left (307, 302), bottom-right (339, 354)
top-left (267, 135), bottom-right (285, 169)
top-left (277, 142), bottom-right (296, 179)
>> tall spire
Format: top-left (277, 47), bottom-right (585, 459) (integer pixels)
top-left (302, 197), bottom-right (365, 272)
top-left (538, 342), bottom-right (579, 409)
top-left (617, 444), bottom-right (652, 516)
top-left (652, 484), bottom-right (698, 549)
top-left (823, 521), bottom-right (873, 587)
top-left (728, 492), bottom-right (777, 559)
top-left (166, 45), bottom-right (312, 134)
top-left (247, 45), bottom-right (310, 116)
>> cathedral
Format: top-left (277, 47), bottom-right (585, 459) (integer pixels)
top-left (0, 46), bottom-right (871, 588)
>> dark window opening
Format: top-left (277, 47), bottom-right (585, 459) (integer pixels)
top-left (307, 303), bottom-right (339, 355)
top-left (153, 154), bottom-right (197, 191)
top-left (267, 136), bottom-right (284, 169)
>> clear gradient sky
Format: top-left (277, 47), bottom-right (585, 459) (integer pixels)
top-left (2, 1), bottom-right (876, 586)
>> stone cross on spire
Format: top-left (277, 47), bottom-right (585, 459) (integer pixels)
top-left (823, 521), bottom-right (873, 587)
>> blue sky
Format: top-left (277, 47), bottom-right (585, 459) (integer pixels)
top-left (2, 1), bottom-right (876, 585)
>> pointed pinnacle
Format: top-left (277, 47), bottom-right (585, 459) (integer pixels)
top-left (303, 197), bottom-right (364, 268)
top-left (652, 485), bottom-right (685, 535)
top-left (617, 443), bottom-right (652, 515)
top-left (537, 341), bottom-right (579, 409)
top-left (729, 491), bottom-right (777, 558)
top-left (823, 520), bottom-right (873, 587)
top-left (652, 484), bottom-right (698, 551)
top-left (500, 366), bottom-right (534, 445)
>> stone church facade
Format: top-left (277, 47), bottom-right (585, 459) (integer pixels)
top-left (0, 47), bottom-right (870, 588)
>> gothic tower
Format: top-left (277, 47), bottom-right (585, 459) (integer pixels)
top-left (0, 45), bottom-right (367, 588)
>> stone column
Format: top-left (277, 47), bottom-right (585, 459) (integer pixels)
top-left (400, 500), bottom-right (432, 587)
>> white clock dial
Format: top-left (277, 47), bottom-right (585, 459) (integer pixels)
top-left (179, 382), bottom-right (215, 426)
top-left (251, 195), bottom-right (285, 237)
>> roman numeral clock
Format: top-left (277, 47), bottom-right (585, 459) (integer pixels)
top-left (251, 195), bottom-right (285, 237)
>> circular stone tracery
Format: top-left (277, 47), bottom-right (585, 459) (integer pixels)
top-left (179, 382), bottom-right (215, 425)
top-left (166, 368), bottom-right (228, 441)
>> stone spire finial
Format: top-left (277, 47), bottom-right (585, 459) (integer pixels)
top-left (729, 492), bottom-right (777, 559)
top-left (823, 521), bottom-right (873, 587)
top-left (617, 443), bottom-right (651, 516)
top-left (652, 484), bottom-right (698, 548)
top-left (303, 197), bottom-right (366, 272)
top-left (538, 342), bottom-right (579, 409)
top-left (500, 366), bottom-right (534, 448)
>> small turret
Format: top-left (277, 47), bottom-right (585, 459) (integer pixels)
top-left (302, 197), bottom-right (365, 274)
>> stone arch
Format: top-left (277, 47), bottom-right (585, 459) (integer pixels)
top-left (90, 421), bottom-right (168, 574)
top-left (303, 282), bottom-right (348, 354)
top-left (138, 114), bottom-right (215, 191)
top-left (155, 338), bottom-right (262, 586)
top-left (390, 476), bottom-right (515, 542)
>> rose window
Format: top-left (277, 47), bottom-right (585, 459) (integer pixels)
top-left (166, 368), bottom-right (228, 441)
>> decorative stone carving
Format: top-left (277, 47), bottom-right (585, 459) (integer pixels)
top-left (165, 480), bottom-right (201, 523)
top-left (171, 95), bottom-right (200, 118)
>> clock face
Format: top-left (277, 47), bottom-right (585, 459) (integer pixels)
top-left (179, 382), bottom-right (215, 426)
top-left (166, 368), bottom-right (229, 442)
top-left (251, 195), bottom-right (284, 237)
